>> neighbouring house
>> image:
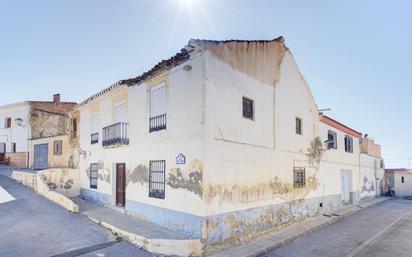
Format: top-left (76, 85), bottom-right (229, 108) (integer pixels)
top-left (76, 37), bottom-right (385, 253)
top-left (0, 94), bottom-right (78, 169)
top-left (385, 168), bottom-right (412, 196)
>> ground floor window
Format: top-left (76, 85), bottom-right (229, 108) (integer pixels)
top-left (294, 167), bottom-right (306, 188)
top-left (149, 160), bottom-right (165, 199)
top-left (90, 163), bottom-right (98, 189)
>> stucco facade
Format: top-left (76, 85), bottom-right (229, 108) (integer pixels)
top-left (0, 102), bottom-right (31, 167)
top-left (77, 38), bottom-right (385, 252)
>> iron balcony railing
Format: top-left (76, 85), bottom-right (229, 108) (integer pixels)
top-left (149, 113), bottom-right (166, 133)
top-left (91, 133), bottom-right (99, 144)
top-left (102, 122), bottom-right (129, 147)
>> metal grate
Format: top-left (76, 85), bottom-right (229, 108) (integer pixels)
top-left (149, 160), bottom-right (165, 199)
top-left (149, 114), bottom-right (167, 133)
top-left (102, 122), bottom-right (129, 147)
top-left (91, 133), bottom-right (99, 144)
top-left (90, 163), bottom-right (98, 189)
top-left (293, 167), bottom-right (306, 188)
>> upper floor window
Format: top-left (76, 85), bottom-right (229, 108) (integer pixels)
top-left (115, 102), bottom-right (127, 123)
top-left (4, 117), bottom-right (11, 128)
top-left (293, 167), bottom-right (306, 188)
top-left (71, 118), bottom-right (77, 138)
top-left (12, 143), bottom-right (16, 153)
top-left (91, 112), bottom-right (99, 144)
top-left (344, 135), bottom-right (353, 153)
top-left (53, 140), bottom-right (62, 155)
top-left (242, 97), bottom-right (254, 120)
top-left (327, 130), bottom-right (337, 149)
top-left (149, 82), bottom-right (166, 132)
top-left (402, 176), bottom-right (405, 183)
top-left (296, 117), bottom-right (302, 135)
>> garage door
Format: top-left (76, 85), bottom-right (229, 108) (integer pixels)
top-left (34, 144), bottom-right (48, 170)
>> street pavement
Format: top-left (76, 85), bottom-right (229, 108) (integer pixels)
top-left (263, 198), bottom-right (412, 257)
top-left (0, 169), bottom-right (152, 257)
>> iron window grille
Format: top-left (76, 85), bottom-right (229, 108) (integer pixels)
top-left (344, 135), bottom-right (353, 153)
top-left (149, 160), bottom-right (165, 199)
top-left (102, 122), bottom-right (129, 147)
top-left (149, 114), bottom-right (167, 133)
top-left (90, 163), bottom-right (98, 189)
top-left (293, 167), bottom-right (306, 188)
top-left (53, 140), bottom-right (62, 155)
top-left (327, 130), bottom-right (337, 149)
top-left (91, 133), bottom-right (99, 144)
top-left (242, 97), bottom-right (254, 120)
top-left (296, 117), bottom-right (302, 135)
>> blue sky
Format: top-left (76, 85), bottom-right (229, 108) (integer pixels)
top-left (0, 0), bottom-right (411, 167)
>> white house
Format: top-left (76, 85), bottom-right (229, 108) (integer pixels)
top-left (385, 168), bottom-right (412, 196)
top-left (0, 102), bottom-right (31, 167)
top-left (0, 94), bottom-right (77, 169)
top-left (76, 37), bottom-right (385, 253)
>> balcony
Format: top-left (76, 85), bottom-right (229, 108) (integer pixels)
top-left (91, 133), bottom-right (99, 144)
top-left (149, 114), bottom-right (166, 133)
top-left (102, 122), bottom-right (129, 147)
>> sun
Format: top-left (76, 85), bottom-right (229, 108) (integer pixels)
top-left (178, 0), bottom-right (197, 11)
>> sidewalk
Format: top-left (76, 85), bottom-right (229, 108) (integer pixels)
top-left (72, 197), bottom-right (202, 256)
top-left (210, 197), bottom-right (391, 257)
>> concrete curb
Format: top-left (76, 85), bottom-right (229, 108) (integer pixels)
top-left (211, 197), bottom-right (391, 257)
top-left (86, 216), bottom-right (203, 257)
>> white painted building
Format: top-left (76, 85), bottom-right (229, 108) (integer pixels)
top-left (76, 37), bottom-right (385, 253)
top-left (385, 169), bottom-right (412, 196)
top-left (0, 102), bottom-right (31, 167)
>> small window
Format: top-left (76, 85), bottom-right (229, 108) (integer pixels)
top-left (401, 176), bottom-right (405, 183)
top-left (90, 163), bottom-right (98, 189)
top-left (12, 143), bottom-right (16, 153)
top-left (5, 117), bottom-right (11, 128)
top-left (380, 160), bottom-right (384, 169)
top-left (293, 167), bottom-right (306, 188)
top-left (149, 83), bottom-right (167, 132)
top-left (296, 117), bottom-right (302, 135)
top-left (53, 140), bottom-right (62, 155)
top-left (71, 118), bottom-right (77, 138)
top-left (149, 160), bottom-right (165, 199)
top-left (242, 97), bottom-right (254, 120)
top-left (327, 130), bottom-right (337, 149)
top-left (344, 136), bottom-right (353, 153)
top-left (91, 133), bottom-right (99, 144)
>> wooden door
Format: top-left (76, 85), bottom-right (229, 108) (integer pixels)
top-left (0, 143), bottom-right (5, 162)
top-left (116, 163), bottom-right (126, 207)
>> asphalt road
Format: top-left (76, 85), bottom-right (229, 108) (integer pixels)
top-left (0, 170), bottom-right (152, 257)
top-left (263, 198), bottom-right (412, 257)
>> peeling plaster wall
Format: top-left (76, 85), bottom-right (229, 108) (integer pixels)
top-left (360, 153), bottom-right (384, 199)
top-left (30, 108), bottom-right (67, 139)
top-left (78, 55), bottom-right (207, 233)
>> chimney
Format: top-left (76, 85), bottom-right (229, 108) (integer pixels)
top-left (53, 94), bottom-right (60, 103)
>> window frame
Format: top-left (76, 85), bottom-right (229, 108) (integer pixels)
top-left (296, 117), bottom-right (303, 135)
top-left (344, 135), bottom-right (353, 153)
top-left (242, 96), bottom-right (254, 120)
top-left (327, 130), bottom-right (338, 149)
top-left (90, 163), bottom-right (98, 189)
top-left (293, 167), bottom-right (306, 188)
top-left (149, 160), bottom-right (166, 199)
top-left (5, 117), bottom-right (11, 128)
top-left (53, 140), bottom-right (63, 155)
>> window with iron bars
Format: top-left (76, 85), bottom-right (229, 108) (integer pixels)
top-left (90, 163), bottom-right (98, 189)
top-left (149, 160), bottom-right (165, 199)
top-left (293, 167), bottom-right (306, 188)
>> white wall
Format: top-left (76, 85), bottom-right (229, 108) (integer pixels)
top-left (0, 102), bottom-right (30, 153)
top-left (393, 173), bottom-right (412, 196)
top-left (78, 54), bottom-right (207, 217)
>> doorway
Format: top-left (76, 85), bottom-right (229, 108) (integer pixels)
top-left (116, 163), bottom-right (126, 207)
top-left (341, 170), bottom-right (352, 204)
top-left (34, 144), bottom-right (48, 170)
top-left (0, 143), bottom-right (5, 162)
